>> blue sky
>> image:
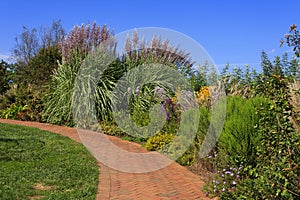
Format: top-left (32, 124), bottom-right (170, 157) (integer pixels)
top-left (1, 0), bottom-right (299, 71)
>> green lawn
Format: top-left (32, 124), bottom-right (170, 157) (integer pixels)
top-left (0, 123), bottom-right (98, 200)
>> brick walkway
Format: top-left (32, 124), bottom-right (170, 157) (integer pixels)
top-left (0, 119), bottom-right (215, 200)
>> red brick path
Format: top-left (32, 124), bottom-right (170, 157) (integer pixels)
top-left (0, 119), bottom-right (215, 200)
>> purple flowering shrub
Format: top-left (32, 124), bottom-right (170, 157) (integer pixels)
top-left (129, 85), bottom-right (181, 131)
top-left (162, 97), bottom-right (180, 123)
top-left (203, 160), bottom-right (242, 197)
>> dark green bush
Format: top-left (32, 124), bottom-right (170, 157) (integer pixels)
top-left (0, 103), bottom-right (25, 119)
top-left (0, 60), bottom-right (12, 95)
top-left (0, 85), bottom-right (46, 122)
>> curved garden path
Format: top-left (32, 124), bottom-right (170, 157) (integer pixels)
top-left (0, 119), bottom-right (215, 200)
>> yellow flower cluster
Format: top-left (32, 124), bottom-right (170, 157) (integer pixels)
top-left (145, 132), bottom-right (175, 151)
top-left (170, 86), bottom-right (212, 105)
top-left (272, 74), bottom-right (284, 83)
top-left (171, 87), bottom-right (181, 104)
top-left (194, 86), bottom-right (210, 104)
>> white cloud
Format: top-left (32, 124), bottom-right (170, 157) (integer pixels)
top-left (0, 54), bottom-right (9, 60)
top-left (284, 49), bottom-right (293, 54)
top-left (0, 53), bottom-right (13, 62)
top-left (267, 49), bottom-right (276, 54)
top-left (216, 62), bottom-right (260, 67)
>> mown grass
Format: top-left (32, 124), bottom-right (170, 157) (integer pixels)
top-left (0, 123), bottom-right (98, 200)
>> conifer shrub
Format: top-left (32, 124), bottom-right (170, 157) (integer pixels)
top-left (201, 96), bottom-right (270, 198)
top-left (217, 96), bottom-right (267, 165)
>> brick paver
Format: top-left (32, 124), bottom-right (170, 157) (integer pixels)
top-left (0, 119), bottom-right (215, 199)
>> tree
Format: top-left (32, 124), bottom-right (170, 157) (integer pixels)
top-left (282, 52), bottom-right (290, 76)
top-left (244, 64), bottom-right (252, 85)
top-left (40, 20), bottom-right (65, 48)
top-left (232, 66), bottom-right (243, 84)
top-left (261, 50), bottom-right (273, 77)
top-left (273, 56), bottom-right (284, 76)
top-left (280, 24), bottom-right (300, 79)
top-left (0, 60), bottom-right (12, 94)
top-left (281, 24), bottom-right (300, 57)
top-left (13, 20), bottom-right (65, 86)
top-left (13, 20), bottom-right (65, 64)
top-left (220, 63), bottom-right (231, 94)
top-left (289, 57), bottom-right (300, 79)
top-left (13, 27), bottom-right (39, 65)
top-left (26, 45), bottom-right (62, 86)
